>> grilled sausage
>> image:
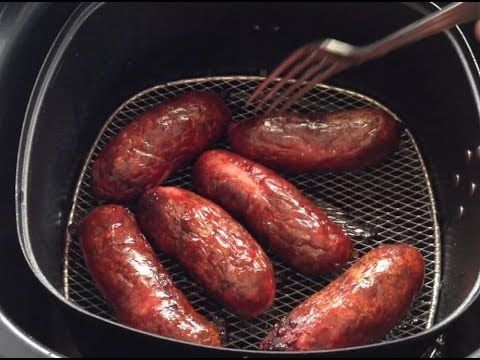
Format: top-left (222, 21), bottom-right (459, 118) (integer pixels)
top-left (137, 186), bottom-right (276, 318)
top-left (193, 150), bottom-right (352, 275)
top-left (78, 204), bottom-right (221, 346)
top-left (92, 91), bottom-right (230, 202)
top-left (260, 244), bottom-right (424, 351)
top-left (228, 108), bottom-right (400, 174)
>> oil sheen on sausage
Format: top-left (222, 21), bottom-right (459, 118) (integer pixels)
top-left (193, 150), bottom-right (353, 275)
top-left (92, 91), bottom-right (230, 202)
top-left (78, 204), bottom-right (221, 346)
top-left (228, 108), bottom-right (400, 174)
top-left (260, 244), bottom-right (424, 351)
top-left (137, 186), bottom-right (276, 318)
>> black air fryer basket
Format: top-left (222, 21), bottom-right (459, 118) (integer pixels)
top-left (15, 2), bottom-right (480, 357)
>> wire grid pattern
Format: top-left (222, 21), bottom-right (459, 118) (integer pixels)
top-left (64, 76), bottom-right (440, 350)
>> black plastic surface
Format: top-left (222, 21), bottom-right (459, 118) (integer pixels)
top-left (448, 21), bottom-right (480, 360)
top-left (0, 2), bottom-right (79, 357)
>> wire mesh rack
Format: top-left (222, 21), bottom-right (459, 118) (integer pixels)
top-left (64, 76), bottom-right (440, 350)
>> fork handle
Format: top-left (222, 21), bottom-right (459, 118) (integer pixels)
top-left (364, 2), bottom-right (480, 60)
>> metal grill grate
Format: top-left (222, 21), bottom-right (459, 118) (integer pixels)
top-left (64, 76), bottom-right (441, 350)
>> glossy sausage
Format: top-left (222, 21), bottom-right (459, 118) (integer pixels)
top-left (78, 204), bottom-right (221, 346)
top-left (193, 150), bottom-right (353, 274)
top-left (260, 244), bottom-right (424, 351)
top-left (137, 186), bottom-right (276, 318)
top-left (228, 108), bottom-right (400, 174)
top-left (92, 91), bottom-right (230, 202)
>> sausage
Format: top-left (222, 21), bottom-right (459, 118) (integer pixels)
top-left (137, 186), bottom-right (276, 318)
top-left (260, 244), bottom-right (425, 351)
top-left (228, 108), bottom-right (400, 174)
top-left (78, 204), bottom-right (221, 346)
top-left (192, 150), bottom-right (353, 275)
top-left (92, 91), bottom-right (230, 202)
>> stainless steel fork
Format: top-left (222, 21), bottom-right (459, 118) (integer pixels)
top-left (247, 2), bottom-right (480, 114)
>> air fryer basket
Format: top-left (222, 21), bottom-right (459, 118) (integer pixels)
top-left (64, 77), bottom-right (440, 350)
top-left (16, 2), bottom-right (480, 357)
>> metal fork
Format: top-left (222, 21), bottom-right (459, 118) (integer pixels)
top-left (247, 2), bottom-right (480, 114)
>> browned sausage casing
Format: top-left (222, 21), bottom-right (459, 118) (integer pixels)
top-left (92, 91), bottom-right (230, 202)
top-left (78, 204), bottom-right (221, 346)
top-left (228, 108), bottom-right (400, 174)
top-left (137, 186), bottom-right (276, 318)
top-left (260, 244), bottom-right (424, 351)
top-left (193, 150), bottom-right (353, 275)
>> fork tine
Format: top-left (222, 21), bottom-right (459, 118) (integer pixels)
top-left (252, 50), bottom-right (319, 110)
top-left (259, 56), bottom-right (330, 114)
top-left (246, 44), bottom-right (313, 107)
top-left (277, 62), bottom-right (345, 113)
